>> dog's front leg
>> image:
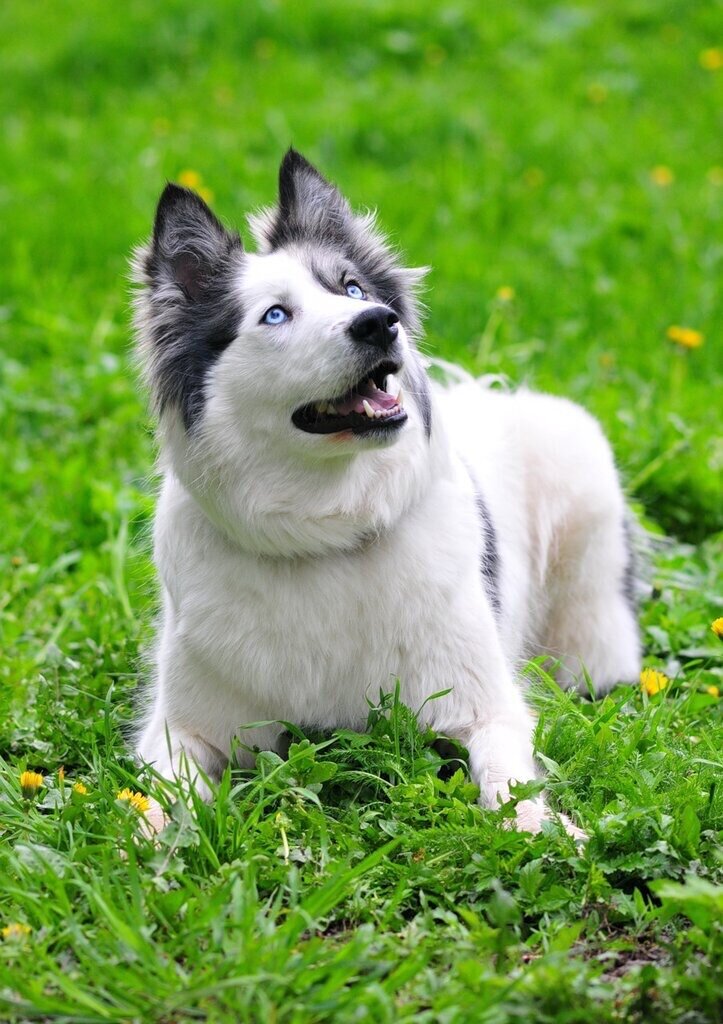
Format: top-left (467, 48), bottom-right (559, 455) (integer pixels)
top-left (135, 719), bottom-right (230, 835)
top-left (429, 636), bottom-right (586, 840)
top-left (461, 715), bottom-right (582, 840)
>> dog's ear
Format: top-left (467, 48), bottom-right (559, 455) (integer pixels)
top-left (146, 184), bottom-right (242, 300)
top-left (249, 149), bottom-right (352, 251)
top-left (276, 149), bottom-right (352, 242)
top-left (131, 185), bottom-right (244, 429)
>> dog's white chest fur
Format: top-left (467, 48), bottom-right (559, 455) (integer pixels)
top-left (154, 432), bottom-right (490, 747)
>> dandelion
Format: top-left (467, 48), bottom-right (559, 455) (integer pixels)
top-left (177, 169), bottom-right (202, 190)
top-left (522, 167), bottom-right (545, 188)
top-left (640, 668), bottom-right (669, 696)
top-left (650, 165), bottom-right (674, 187)
top-left (117, 788), bottom-right (150, 814)
top-left (254, 37), bottom-right (277, 61)
top-left (72, 782), bottom-right (88, 795)
top-left (587, 82), bottom-right (608, 104)
top-left (706, 685), bottom-right (719, 698)
top-left (667, 325), bottom-right (704, 349)
top-left (19, 771), bottom-right (44, 800)
top-left (425, 44), bottom-right (446, 66)
top-left (1, 923), bottom-right (31, 941)
top-left (496, 286), bottom-right (515, 302)
top-left (711, 618), bottom-right (723, 640)
top-left (58, 766), bottom-right (65, 783)
top-left (699, 48), bottom-right (722, 71)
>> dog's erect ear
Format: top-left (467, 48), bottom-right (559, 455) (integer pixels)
top-left (147, 184), bottom-right (242, 300)
top-left (276, 149), bottom-right (351, 242)
top-left (131, 184), bottom-right (244, 430)
top-left (249, 149), bottom-right (352, 251)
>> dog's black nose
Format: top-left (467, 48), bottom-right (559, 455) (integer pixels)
top-left (347, 306), bottom-right (399, 352)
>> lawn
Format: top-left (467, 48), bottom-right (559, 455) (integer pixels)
top-left (0, 1), bottom-right (721, 1021)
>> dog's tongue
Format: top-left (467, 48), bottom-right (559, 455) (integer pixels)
top-left (335, 380), bottom-right (399, 416)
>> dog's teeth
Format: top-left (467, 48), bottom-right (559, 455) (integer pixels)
top-left (368, 378), bottom-right (376, 390)
top-left (315, 402), bottom-right (326, 414)
top-left (384, 374), bottom-right (398, 396)
top-left (327, 403), bottom-right (337, 415)
top-left (374, 409), bottom-right (383, 419)
top-left (397, 387), bottom-right (404, 408)
top-left (362, 399), bottom-right (375, 419)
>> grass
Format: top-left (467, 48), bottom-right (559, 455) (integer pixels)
top-left (0, 1), bottom-right (721, 1020)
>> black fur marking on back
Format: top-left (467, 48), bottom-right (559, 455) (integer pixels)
top-left (141, 184), bottom-right (244, 429)
top-left (621, 515), bottom-right (638, 614)
top-left (475, 492), bottom-right (502, 616)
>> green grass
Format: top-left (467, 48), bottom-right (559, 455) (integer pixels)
top-left (0, 1), bottom-right (721, 1020)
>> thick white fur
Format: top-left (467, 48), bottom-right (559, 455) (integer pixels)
top-left (135, 246), bottom-right (640, 839)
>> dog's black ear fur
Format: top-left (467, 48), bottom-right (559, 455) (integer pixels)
top-left (147, 184), bottom-right (242, 300)
top-left (266, 149), bottom-right (352, 249)
top-left (132, 185), bottom-right (244, 430)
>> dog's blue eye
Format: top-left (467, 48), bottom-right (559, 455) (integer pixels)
top-left (345, 282), bottom-right (365, 300)
top-left (262, 306), bottom-right (290, 325)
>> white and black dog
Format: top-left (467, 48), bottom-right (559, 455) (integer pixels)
top-left (131, 150), bottom-right (640, 838)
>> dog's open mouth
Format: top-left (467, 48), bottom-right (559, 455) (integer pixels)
top-left (292, 360), bottom-right (408, 435)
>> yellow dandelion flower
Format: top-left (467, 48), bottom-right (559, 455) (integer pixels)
top-left (587, 82), bottom-right (608, 104)
top-left (706, 685), bottom-right (719, 698)
top-left (666, 325), bottom-right (704, 349)
top-left (522, 167), bottom-right (545, 188)
top-left (496, 286), bottom-right (515, 302)
top-left (699, 48), bottom-right (722, 71)
top-left (1, 923), bottom-right (31, 941)
top-left (117, 788), bottom-right (151, 814)
top-left (58, 766), bottom-right (65, 783)
top-left (640, 667), bottom-right (669, 696)
top-left (197, 185), bottom-right (215, 205)
top-left (711, 618), bottom-right (723, 640)
top-left (254, 37), bottom-right (277, 61)
top-left (19, 771), bottom-right (44, 799)
top-left (707, 167), bottom-right (723, 187)
top-left (425, 44), bottom-right (447, 66)
top-left (178, 169), bottom-right (202, 190)
top-left (650, 165), bottom-right (674, 187)
top-left (72, 782), bottom-right (88, 795)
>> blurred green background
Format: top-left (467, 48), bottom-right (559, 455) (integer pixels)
top-left (1, 0), bottom-right (721, 565)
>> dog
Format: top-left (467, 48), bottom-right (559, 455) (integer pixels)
top-left (131, 149), bottom-right (641, 839)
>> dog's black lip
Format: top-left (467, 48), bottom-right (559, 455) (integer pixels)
top-left (292, 359), bottom-right (406, 436)
top-left (294, 407), bottom-right (408, 436)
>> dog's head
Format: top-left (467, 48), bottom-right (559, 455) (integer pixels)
top-left (132, 151), bottom-right (436, 554)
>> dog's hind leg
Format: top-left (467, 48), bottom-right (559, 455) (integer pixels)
top-left (541, 506), bottom-right (641, 697)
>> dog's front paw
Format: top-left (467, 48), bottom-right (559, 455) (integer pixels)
top-left (513, 798), bottom-right (587, 842)
top-left (138, 797), bottom-right (170, 841)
